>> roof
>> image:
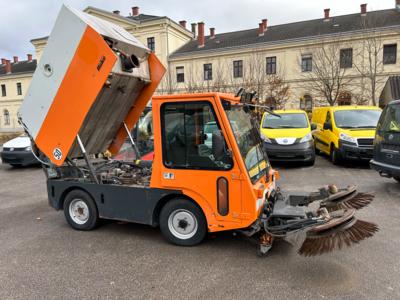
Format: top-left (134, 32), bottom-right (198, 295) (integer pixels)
top-left (272, 109), bottom-right (307, 114)
top-left (127, 13), bottom-right (165, 22)
top-left (170, 9), bottom-right (400, 58)
top-left (0, 59), bottom-right (37, 77)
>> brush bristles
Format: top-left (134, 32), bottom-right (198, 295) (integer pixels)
top-left (324, 192), bottom-right (374, 212)
top-left (298, 219), bottom-right (379, 257)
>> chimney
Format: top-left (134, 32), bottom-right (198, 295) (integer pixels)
top-left (179, 20), bottom-right (187, 28)
top-left (132, 6), bottom-right (139, 16)
top-left (113, 10), bottom-right (120, 15)
top-left (5, 60), bottom-right (11, 74)
top-left (191, 23), bottom-right (197, 37)
top-left (210, 27), bottom-right (215, 39)
top-left (262, 19), bottom-right (268, 31)
top-left (27, 54), bottom-right (33, 61)
top-left (1, 58), bottom-right (6, 65)
top-left (258, 23), bottom-right (264, 36)
top-left (324, 8), bottom-right (330, 21)
top-left (397, 0), bottom-right (400, 11)
top-left (13, 56), bottom-right (18, 63)
top-left (197, 22), bottom-right (205, 47)
top-left (361, 3), bottom-right (367, 15)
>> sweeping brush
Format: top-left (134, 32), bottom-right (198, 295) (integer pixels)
top-left (298, 217), bottom-right (378, 257)
top-left (322, 192), bottom-right (375, 212)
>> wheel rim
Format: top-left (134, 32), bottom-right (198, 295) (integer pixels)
top-left (69, 199), bottom-right (89, 225)
top-left (168, 209), bottom-right (198, 240)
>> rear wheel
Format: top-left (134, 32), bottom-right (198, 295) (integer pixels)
top-left (63, 190), bottom-right (99, 230)
top-left (330, 146), bottom-right (341, 165)
top-left (159, 199), bottom-right (207, 246)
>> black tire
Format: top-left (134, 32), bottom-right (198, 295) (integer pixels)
top-left (394, 177), bottom-right (400, 183)
top-left (10, 164), bottom-right (22, 168)
top-left (63, 190), bottom-right (99, 230)
top-left (159, 199), bottom-right (207, 246)
top-left (330, 146), bottom-right (341, 165)
top-left (314, 141), bottom-right (321, 155)
top-left (304, 155), bottom-right (315, 166)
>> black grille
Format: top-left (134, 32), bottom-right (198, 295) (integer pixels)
top-left (357, 138), bottom-right (374, 147)
top-left (1, 147), bottom-right (26, 151)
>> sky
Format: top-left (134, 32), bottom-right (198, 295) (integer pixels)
top-left (0, 0), bottom-right (396, 60)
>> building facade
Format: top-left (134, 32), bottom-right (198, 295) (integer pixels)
top-left (0, 55), bottom-right (36, 132)
top-left (4, 2), bottom-right (400, 134)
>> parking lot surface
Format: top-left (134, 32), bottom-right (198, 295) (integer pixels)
top-left (0, 156), bottom-right (399, 299)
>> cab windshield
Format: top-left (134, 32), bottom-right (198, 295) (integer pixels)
top-left (222, 100), bottom-right (269, 183)
top-left (334, 110), bottom-right (381, 129)
top-left (263, 113), bottom-right (308, 129)
top-left (379, 104), bottom-right (400, 133)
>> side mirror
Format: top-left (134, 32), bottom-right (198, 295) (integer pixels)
top-left (323, 122), bottom-right (332, 131)
top-left (311, 123), bottom-right (317, 131)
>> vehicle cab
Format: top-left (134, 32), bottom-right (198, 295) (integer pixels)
top-left (151, 93), bottom-right (276, 232)
top-left (260, 110), bottom-right (315, 165)
top-left (312, 106), bottom-right (381, 164)
top-left (370, 100), bottom-right (400, 183)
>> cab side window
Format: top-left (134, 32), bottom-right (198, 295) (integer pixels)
top-left (325, 111), bottom-right (331, 124)
top-left (161, 102), bottom-right (232, 170)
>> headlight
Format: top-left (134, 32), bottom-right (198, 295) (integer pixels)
top-left (339, 133), bottom-right (357, 144)
top-left (300, 132), bottom-right (312, 143)
top-left (260, 133), bottom-right (272, 143)
top-left (25, 146), bottom-right (32, 151)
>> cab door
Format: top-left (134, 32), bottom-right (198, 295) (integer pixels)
top-left (156, 99), bottom-right (242, 229)
top-left (316, 111), bottom-right (333, 153)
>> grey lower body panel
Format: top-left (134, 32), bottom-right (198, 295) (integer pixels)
top-left (370, 159), bottom-right (400, 178)
top-left (0, 151), bottom-right (39, 166)
top-left (263, 141), bottom-right (315, 162)
top-left (47, 179), bottom-right (181, 225)
top-left (339, 142), bottom-right (373, 160)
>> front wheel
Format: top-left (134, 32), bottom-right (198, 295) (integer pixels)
top-left (330, 146), bottom-right (342, 165)
top-left (63, 190), bottom-right (99, 230)
top-left (159, 199), bottom-right (207, 246)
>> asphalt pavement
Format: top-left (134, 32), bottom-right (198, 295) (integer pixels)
top-left (0, 156), bottom-right (399, 299)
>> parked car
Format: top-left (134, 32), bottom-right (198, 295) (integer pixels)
top-left (311, 106), bottom-right (382, 164)
top-left (370, 100), bottom-right (400, 183)
top-left (0, 135), bottom-right (39, 167)
top-left (260, 110), bottom-right (315, 165)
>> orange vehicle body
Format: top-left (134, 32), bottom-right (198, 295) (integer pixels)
top-left (149, 93), bottom-right (278, 232)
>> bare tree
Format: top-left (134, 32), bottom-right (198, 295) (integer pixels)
top-left (353, 17), bottom-right (387, 106)
top-left (301, 40), bottom-right (353, 106)
top-left (264, 73), bottom-right (290, 109)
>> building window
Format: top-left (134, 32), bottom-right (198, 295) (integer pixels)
top-left (300, 95), bottom-right (313, 112)
top-left (383, 44), bottom-right (397, 65)
top-left (176, 66), bottom-right (184, 83)
top-left (338, 92), bottom-right (351, 106)
top-left (147, 37), bottom-right (155, 52)
top-left (265, 97), bottom-right (277, 110)
top-left (233, 60), bottom-right (243, 78)
top-left (266, 56), bottom-right (276, 74)
top-left (301, 55), bottom-right (312, 72)
top-left (16, 82), bottom-right (22, 95)
top-left (3, 109), bottom-right (10, 125)
top-left (161, 101), bottom-right (231, 170)
top-left (1, 84), bottom-right (6, 97)
top-left (340, 48), bottom-right (353, 68)
top-left (204, 63), bottom-right (212, 80)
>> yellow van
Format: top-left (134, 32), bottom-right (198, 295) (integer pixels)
top-left (260, 110), bottom-right (315, 165)
top-left (311, 106), bottom-right (382, 164)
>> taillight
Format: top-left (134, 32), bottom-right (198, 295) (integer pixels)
top-left (217, 177), bottom-right (229, 216)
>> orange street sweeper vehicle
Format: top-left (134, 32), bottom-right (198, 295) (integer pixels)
top-left (19, 6), bottom-right (377, 256)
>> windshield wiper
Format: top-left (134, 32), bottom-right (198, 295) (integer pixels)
top-left (278, 125), bottom-right (297, 128)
